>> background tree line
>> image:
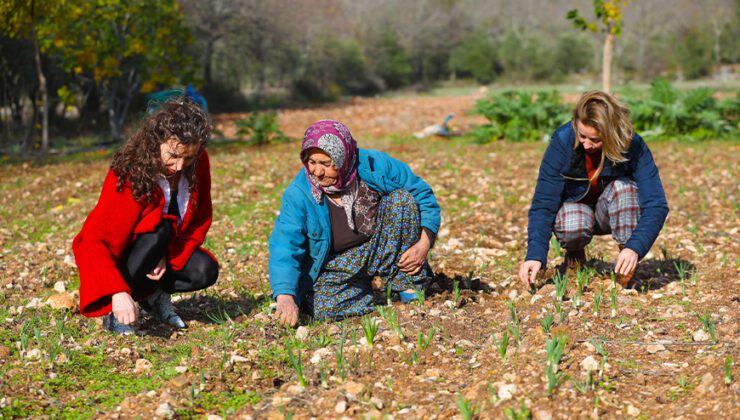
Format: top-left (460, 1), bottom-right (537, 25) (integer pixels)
top-left (1, 0), bottom-right (738, 153)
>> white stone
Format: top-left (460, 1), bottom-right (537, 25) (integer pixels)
top-left (24, 348), bottom-right (41, 359)
top-left (229, 354), bottom-right (248, 364)
top-left (310, 348), bottom-right (332, 364)
top-left (155, 403), bottom-right (175, 419)
top-left (53, 281), bottom-right (66, 293)
top-left (175, 366), bottom-right (188, 374)
top-left (335, 400), bottom-right (347, 414)
top-left (497, 383), bottom-right (517, 400)
top-left (580, 356), bottom-right (599, 372)
top-left (693, 329), bottom-right (710, 341)
top-left (295, 326), bottom-right (309, 341)
top-left (626, 404), bottom-right (640, 416)
top-left (207, 415), bottom-right (223, 420)
top-left (646, 344), bottom-right (666, 354)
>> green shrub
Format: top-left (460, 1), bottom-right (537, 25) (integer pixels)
top-left (624, 78), bottom-right (738, 140)
top-left (235, 111), bottom-right (287, 146)
top-left (472, 90), bottom-right (570, 142)
top-left (449, 32), bottom-right (501, 84)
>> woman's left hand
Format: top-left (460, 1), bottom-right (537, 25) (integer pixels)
top-left (147, 258), bottom-right (167, 281)
top-left (399, 229), bottom-right (433, 275)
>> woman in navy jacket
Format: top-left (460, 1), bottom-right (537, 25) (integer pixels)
top-left (520, 91), bottom-right (668, 288)
top-left (269, 120), bottom-right (440, 326)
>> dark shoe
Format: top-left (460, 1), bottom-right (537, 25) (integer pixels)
top-left (564, 249), bottom-right (587, 270)
top-left (104, 313), bottom-right (136, 335)
top-left (142, 289), bottom-right (187, 329)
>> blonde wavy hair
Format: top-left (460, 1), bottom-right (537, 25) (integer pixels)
top-left (571, 91), bottom-right (634, 181)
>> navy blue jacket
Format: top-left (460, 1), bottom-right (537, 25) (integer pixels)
top-left (526, 122), bottom-right (669, 265)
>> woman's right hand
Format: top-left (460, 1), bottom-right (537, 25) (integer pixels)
top-left (112, 291), bottom-right (137, 325)
top-left (274, 294), bottom-right (299, 327)
top-left (519, 260), bottom-right (542, 288)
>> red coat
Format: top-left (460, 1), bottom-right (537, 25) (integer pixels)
top-left (73, 150), bottom-right (215, 317)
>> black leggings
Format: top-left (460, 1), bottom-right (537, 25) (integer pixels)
top-left (120, 220), bottom-right (218, 295)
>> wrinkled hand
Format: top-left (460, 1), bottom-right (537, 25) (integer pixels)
top-left (615, 247), bottom-right (638, 276)
top-left (112, 292), bottom-right (137, 325)
top-left (274, 294), bottom-right (299, 327)
top-left (146, 258), bottom-right (167, 281)
top-left (399, 236), bottom-right (431, 275)
top-left (519, 260), bottom-right (542, 288)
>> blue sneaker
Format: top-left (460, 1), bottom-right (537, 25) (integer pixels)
top-left (399, 289), bottom-right (421, 303)
top-left (104, 313), bottom-right (136, 335)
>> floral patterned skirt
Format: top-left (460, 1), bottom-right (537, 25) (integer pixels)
top-left (303, 189), bottom-right (433, 321)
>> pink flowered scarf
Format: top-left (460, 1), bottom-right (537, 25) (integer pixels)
top-left (301, 120), bottom-right (362, 229)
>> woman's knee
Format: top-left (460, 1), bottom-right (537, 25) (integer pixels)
top-left (189, 252), bottom-right (219, 289)
top-left (554, 203), bottom-right (595, 236)
top-left (610, 178), bottom-right (639, 196)
top-left (387, 189), bottom-right (415, 207)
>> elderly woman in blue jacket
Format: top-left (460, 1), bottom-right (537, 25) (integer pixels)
top-left (520, 91), bottom-right (668, 288)
top-left (269, 120), bottom-right (440, 326)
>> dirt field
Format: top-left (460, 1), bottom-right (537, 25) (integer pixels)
top-left (0, 94), bottom-right (738, 419)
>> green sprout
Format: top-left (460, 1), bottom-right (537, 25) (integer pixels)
top-left (496, 330), bottom-right (510, 361)
top-left (360, 316), bottom-right (379, 347)
top-left (696, 310), bottom-right (717, 343)
top-left (285, 339), bottom-right (307, 387)
top-left (540, 311), bottom-right (554, 335)
top-left (725, 356), bottom-right (733, 385)
top-left (452, 280), bottom-right (462, 306)
top-left (456, 394), bottom-right (476, 420)
top-left (377, 305), bottom-right (404, 339)
top-left (593, 286), bottom-right (604, 317)
top-left (610, 287), bottom-right (618, 318)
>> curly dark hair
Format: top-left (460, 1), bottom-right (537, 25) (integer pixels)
top-left (111, 98), bottom-right (211, 203)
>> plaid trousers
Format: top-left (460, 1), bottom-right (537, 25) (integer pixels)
top-left (554, 178), bottom-right (640, 252)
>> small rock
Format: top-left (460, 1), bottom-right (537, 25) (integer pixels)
top-left (343, 380), bottom-right (366, 397)
top-left (626, 404), bottom-right (640, 416)
top-left (646, 344), bottom-right (666, 354)
top-left (175, 366), bottom-right (188, 374)
top-left (63, 255), bottom-right (76, 268)
top-left (146, 390), bottom-right (157, 398)
top-left (169, 376), bottom-right (189, 389)
top-left (697, 372), bottom-right (716, 394)
top-left (651, 293), bottom-right (664, 300)
top-left (229, 354), bottom-right (248, 364)
top-left (134, 358), bottom-right (152, 374)
top-left (271, 393), bottom-right (291, 406)
top-left (47, 293), bottom-right (76, 310)
top-left (693, 329), bottom-right (710, 342)
top-left (362, 409), bottom-right (382, 419)
top-left (530, 294), bottom-right (543, 304)
top-left (24, 348), bottom-right (41, 360)
top-left (335, 400), bottom-right (347, 414)
top-left (295, 326), bottom-right (309, 341)
top-left (310, 348), bottom-right (332, 364)
top-left (580, 356), bottom-right (599, 372)
top-left (207, 415), bottom-right (223, 420)
top-left (370, 396), bottom-right (383, 409)
top-left (534, 409), bottom-right (553, 420)
top-left (508, 289), bottom-right (518, 300)
top-left (498, 383), bottom-right (517, 400)
top-left (286, 385), bottom-right (305, 395)
top-left (53, 281), bottom-right (66, 293)
top-left (429, 309), bottom-right (441, 317)
top-left (155, 403), bottom-right (175, 419)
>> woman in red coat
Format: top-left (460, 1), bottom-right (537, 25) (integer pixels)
top-left (73, 98), bottom-right (218, 334)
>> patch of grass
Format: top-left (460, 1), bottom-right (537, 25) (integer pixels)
top-left (455, 393), bottom-right (477, 420)
top-left (503, 400), bottom-right (531, 419)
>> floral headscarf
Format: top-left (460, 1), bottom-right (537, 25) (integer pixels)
top-left (301, 120), bottom-right (362, 229)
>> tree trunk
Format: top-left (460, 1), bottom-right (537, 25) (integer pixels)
top-left (602, 33), bottom-right (615, 93)
top-left (31, 34), bottom-right (49, 153)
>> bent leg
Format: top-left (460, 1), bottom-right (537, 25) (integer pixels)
top-left (310, 246), bottom-right (375, 321)
top-left (121, 220), bottom-right (173, 290)
top-left (160, 249), bottom-right (219, 294)
top-left (553, 202), bottom-right (595, 252)
top-left (366, 189), bottom-right (432, 292)
top-left (595, 178), bottom-right (640, 246)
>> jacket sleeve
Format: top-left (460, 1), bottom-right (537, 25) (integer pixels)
top-left (169, 150), bottom-right (214, 270)
top-left (624, 139), bottom-right (669, 258)
top-left (526, 132), bottom-right (568, 266)
top-left (268, 186), bottom-right (309, 299)
top-left (73, 170), bottom-right (143, 317)
top-left (372, 151), bottom-right (441, 235)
